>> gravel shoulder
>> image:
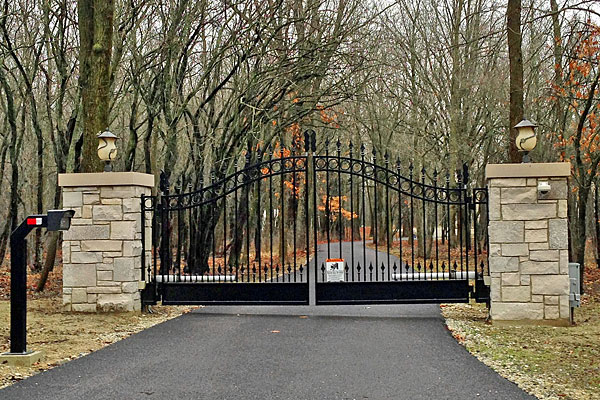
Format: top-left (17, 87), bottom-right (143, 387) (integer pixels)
top-left (442, 297), bottom-right (600, 400)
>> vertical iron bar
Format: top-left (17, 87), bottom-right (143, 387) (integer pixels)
top-left (464, 164), bottom-right (470, 285)
top-left (337, 140), bottom-right (342, 258)
top-left (409, 163), bottom-right (415, 280)
top-left (280, 146), bottom-right (285, 277)
top-left (473, 190), bottom-right (478, 279)
top-left (361, 144), bottom-right (367, 281)
top-left (397, 159), bottom-right (403, 281)
top-left (458, 170), bottom-right (464, 279)
top-left (269, 148), bottom-right (274, 279)
top-left (373, 149), bottom-right (378, 281)
top-left (152, 198), bottom-right (158, 287)
top-left (141, 195), bottom-right (146, 282)
top-left (349, 142), bottom-right (355, 282)
top-left (486, 189), bottom-right (490, 279)
top-left (446, 172), bottom-right (451, 280)
top-left (234, 164), bottom-right (239, 282)
top-left (223, 187), bottom-right (227, 281)
top-left (257, 149), bottom-right (262, 282)
top-left (160, 176), bottom-right (171, 282)
top-left (176, 187), bottom-right (182, 282)
top-left (187, 185), bottom-right (192, 280)
top-left (312, 165), bottom-right (318, 284)
top-left (434, 170), bottom-right (439, 278)
top-left (385, 153), bottom-right (390, 280)
top-left (211, 172), bottom-right (216, 283)
top-left (325, 139), bottom-right (331, 258)
top-left (293, 156), bottom-right (297, 282)
top-left (246, 152), bottom-right (251, 282)
top-left (421, 168), bottom-right (427, 280)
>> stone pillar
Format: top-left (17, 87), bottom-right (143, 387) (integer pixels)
top-left (486, 163), bottom-right (571, 325)
top-left (58, 172), bottom-right (154, 312)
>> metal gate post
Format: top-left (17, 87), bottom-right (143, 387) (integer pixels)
top-left (159, 172), bottom-right (171, 279)
top-left (463, 163), bottom-right (470, 290)
top-left (306, 129), bottom-right (317, 306)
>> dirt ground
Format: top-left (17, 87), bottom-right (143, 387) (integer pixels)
top-left (443, 266), bottom-right (600, 400)
top-left (0, 260), bottom-right (195, 389)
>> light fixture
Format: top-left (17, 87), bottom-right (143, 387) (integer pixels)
top-left (514, 119), bottom-right (538, 163)
top-left (97, 130), bottom-right (118, 172)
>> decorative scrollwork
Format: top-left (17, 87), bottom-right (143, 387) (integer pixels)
top-left (340, 159), bottom-right (351, 171)
top-left (473, 188), bottom-right (488, 203)
top-left (283, 159), bottom-right (294, 170)
top-left (271, 160), bottom-right (282, 173)
top-left (436, 189), bottom-right (449, 202)
top-left (423, 188), bottom-right (436, 201)
top-left (412, 185), bottom-right (423, 197)
top-left (294, 158), bottom-right (306, 170)
top-left (142, 196), bottom-right (156, 211)
top-left (375, 169), bottom-right (388, 182)
top-left (448, 191), bottom-right (461, 203)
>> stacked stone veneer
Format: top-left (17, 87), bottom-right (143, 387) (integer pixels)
top-left (59, 172), bottom-right (153, 312)
top-left (487, 163), bottom-right (571, 325)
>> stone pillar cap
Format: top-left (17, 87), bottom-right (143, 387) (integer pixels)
top-left (486, 162), bottom-right (570, 179)
top-left (59, 172), bottom-right (154, 188)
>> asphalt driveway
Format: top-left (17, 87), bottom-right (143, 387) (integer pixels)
top-left (0, 304), bottom-right (535, 400)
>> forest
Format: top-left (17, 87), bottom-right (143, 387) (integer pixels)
top-left (1, 0), bottom-right (600, 288)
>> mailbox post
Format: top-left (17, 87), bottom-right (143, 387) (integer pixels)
top-left (1, 210), bottom-right (74, 365)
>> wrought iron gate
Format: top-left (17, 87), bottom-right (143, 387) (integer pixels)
top-left (141, 131), bottom-right (490, 306)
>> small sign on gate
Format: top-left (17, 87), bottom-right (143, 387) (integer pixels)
top-left (325, 259), bottom-right (344, 282)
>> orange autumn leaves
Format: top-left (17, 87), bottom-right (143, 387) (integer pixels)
top-left (317, 195), bottom-right (358, 221)
top-left (550, 23), bottom-right (600, 174)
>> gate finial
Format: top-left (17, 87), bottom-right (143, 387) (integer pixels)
top-left (304, 130), bottom-right (311, 153)
top-left (159, 170), bottom-right (169, 194)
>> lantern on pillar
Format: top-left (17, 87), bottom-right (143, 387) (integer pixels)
top-left (514, 119), bottom-right (538, 163)
top-left (97, 130), bottom-right (118, 172)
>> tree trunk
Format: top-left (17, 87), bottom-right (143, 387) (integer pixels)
top-left (78, 0), bottom-right (115, 172)
top-left (550, 0), bottom-right (563, 132)
top-left (36, 232), bottom-right (58, 292)
top-left (0, 68), bottom-right (21, 264)
top-left (596, 183), bottom-right (600, 268)
top-left (507, 0), bottom-right (524, 162)
top-left (574, 187), bottom-right (588, 293)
